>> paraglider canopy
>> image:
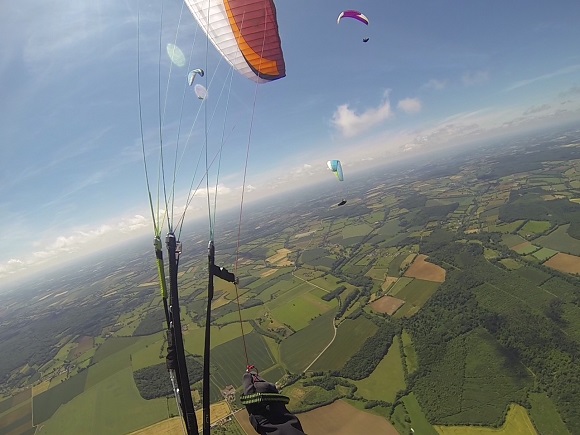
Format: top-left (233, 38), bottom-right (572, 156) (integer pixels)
top-left (166, 43), bottom-right (186, 67)
top-left (183, 0), bottom-right (286, 83)
top-left (187, 68), bottom-right (204, 86)
top-left (194, 84), bottom-right (208, 100)
top-left (327, 159), bottom-right (344, 181)
top-left (337, 10), bottom-right (369, 25)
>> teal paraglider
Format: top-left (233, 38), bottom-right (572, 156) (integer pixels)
top-left (327, 159), bottom-right (344, 181)
top-left (327, 160), bottom-right (346, 206)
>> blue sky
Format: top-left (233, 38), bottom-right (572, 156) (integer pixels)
top-left (1, 0), bottom-right (580, 283)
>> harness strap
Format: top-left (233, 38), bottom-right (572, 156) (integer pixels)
top-left (240, 393), bottom-right (290, 405)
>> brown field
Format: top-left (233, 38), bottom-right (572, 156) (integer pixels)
top-left (12, 388), bottom-right (31, 406)
top-left (0, 401), bottom-right (31, 431)
top-left (381, 276), bottom-right (398, 291)
top-left (6, 421), bottom-right (33, 435)
top-left (68, 336), bottom-right (94, 360)
top-left (260, 268), bottom-right (278, 278)
top-left (370, 296), bottom-right (405, 315)
top-left (545, 252), bottom-right (580, 274)
top-left (404, 254), bottom-right (446, 282)
top-left (266, 248), bottom-right (292, 265)
top-left (237, 400), bottom-right (398, 435)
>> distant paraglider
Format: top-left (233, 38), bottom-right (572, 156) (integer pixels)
top-left (337, 10), bottom-right (369, 43)
top-left (327, 159), bottom-right (344, 181)
top-left (337, 10), bottom-right (369, 25)
top-left (166, 43), bottom-right (186, 67)
top-left (187, 68), bottom-right (204, 86)
top-left (194, 84), bottom-right (208, 100)
top-left (327, 159), bottom-right (346, 206)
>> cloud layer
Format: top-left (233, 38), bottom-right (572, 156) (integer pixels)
top-left (332, 93), bottom-right (393, 137)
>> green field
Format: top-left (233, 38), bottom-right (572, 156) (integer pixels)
top-left (434, 404), bottom-right (537, 435)
top-left (401, 330), bottom-right (418, 374)
top-left (131, 336), bottom-right (165, 371)
top-left (532, 247), bottom-right (558, 261)
top-left (514, 265), bottom-right (552, 285)
top-left (36, 368), bottom-right (171, 435)
top-left (490, 220), bottom-right (525, 234)
top-left (378, 219), bottom-right (401, 237)
top-left (500, 258), bottom-right (522, 270)
top-left (502, 233), bottom-right (526, 248)
top-left (528, 392), bottom-right (570, 435)
top-left (391, 392), bottom-right (437, 435)
top-left (512, 243), bottom-right (539, 255)
top-left (342, 223), bottom-right (373, 238)
top-left (388, 277), bottom-right (413, 296)
top-left (354, 336), bottom-right (406, 402)
top-left (365, 267), bottom-right (387, 280)
top-left (310, 316), bottom-right (378, 372)
top-left (518, 220), bottom-right (551, 236)
top-left (87, 334), bottom-right (161, 389)
top-left (184, 322), bottom-right (254, 356)
top-left (394, 279), bottom-right (440, 318)
top-left (271, 290), bottom-right (335, 331)
top-left (536, 224), bottom-right (580, 256)
top-left (210, 332), bottom-right (276, 402)
top-left (280, 310), bottom-right (337, 373)
top-left (388, 253), bottom-right (408, 276)
top-left (33, 371), bottom-right (89, 424)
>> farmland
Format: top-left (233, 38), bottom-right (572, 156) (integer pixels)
top-left (3, 128), bottom-right (580, 433)
top-left (354, 336), bottom-right (406, 402)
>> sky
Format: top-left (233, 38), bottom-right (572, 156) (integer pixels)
top-left (1, 0), bottom-right (580, 284)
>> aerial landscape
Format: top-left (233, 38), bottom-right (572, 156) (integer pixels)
top-left (2, 126), bottom-right (580, 434)
top-left (1, 0), bottom-right (580, 434)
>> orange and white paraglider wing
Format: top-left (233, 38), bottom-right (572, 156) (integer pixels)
top-left (184, 0), bottom-right (286, 83)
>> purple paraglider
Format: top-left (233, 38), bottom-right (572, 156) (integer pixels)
top-left (337, 10), bottom-right (369, 25)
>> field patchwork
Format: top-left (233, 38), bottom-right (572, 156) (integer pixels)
top-left (434, 404), bottom-right (536, 435)
top-left (370, 295), bottom-right (405, 315)
top-left (404, 254), bottom-right (446, 282)
top-left (544, 252), bottom-right (580, 274)
top-left (354, 336), bottom-right (406, 402)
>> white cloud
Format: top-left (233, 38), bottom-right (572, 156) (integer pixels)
top-left (118, 215), bottom-right (148, 232)
top-left (193, 184), bottom-right (232, 198)
top-left (462, 70), bottom-right (490, 86)
top-left (505, 65), bottom-right (580, 92)
top-left (422, 79), bottom-right (446, 91)
top-left (332, 93), bottom-right (393, 137)
top-left (402, 122), bottom-right (484, 152)
top-left (397, 98), bottom-right (422, 114)
top-left (523, 104), bottom-right (551, 115)
top-left (0, 214), bottom-right (154, 279)
top-left (0, 259), bottom-right (26, 276)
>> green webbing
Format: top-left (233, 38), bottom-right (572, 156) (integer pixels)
top-left (240, 393), bottom-right (290, 405)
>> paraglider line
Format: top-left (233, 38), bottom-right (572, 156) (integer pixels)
top-left (169, 3), bottom-right (197, 226)
top-left (157, 0), bottom-right (171, 232)
top-left (233, 3), bottom-right (270, 368)
top-left (136, 7), bottom-right (159, 237)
